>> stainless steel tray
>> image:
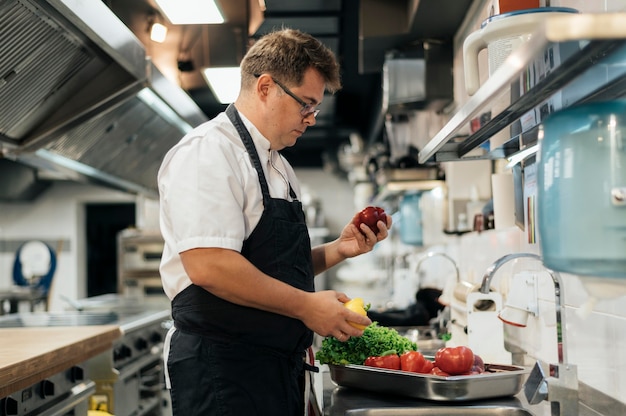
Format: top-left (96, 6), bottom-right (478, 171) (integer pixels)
top-left (329, 363), bottom-right (530, 402)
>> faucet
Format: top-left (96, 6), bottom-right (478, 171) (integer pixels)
top-left (479, 253), bottom-right (578, 416)
top-left (414, 251), bottom-right (460, 335)
top-left (414, 251), bottom-right (460, 283)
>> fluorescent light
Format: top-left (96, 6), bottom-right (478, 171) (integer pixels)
top-left (150, 22), bottom-right (168, 43)
top-left (202, 67), bottom-right (241, 104)
top-left (155, 0), bottom-right (224, 24)
top-left (505, 143), bottom-right (539, 169)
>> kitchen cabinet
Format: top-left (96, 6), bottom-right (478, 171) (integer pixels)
top-left (418, 13), bottom-right (626, 164)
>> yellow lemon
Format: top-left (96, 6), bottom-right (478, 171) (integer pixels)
top-left (344, 297), bottom-right (369, 330)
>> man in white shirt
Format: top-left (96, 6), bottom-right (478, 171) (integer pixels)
top-left (158, 28), bottom-right (391, 416)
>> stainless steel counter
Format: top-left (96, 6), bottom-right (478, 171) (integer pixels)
top-left (0, 297), bottom-right (172, 416)
top-left (317, 366), bottom-right (601, 416)
top-left (0, 286), bottom-right (47, 315)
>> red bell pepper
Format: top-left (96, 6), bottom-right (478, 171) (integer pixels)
top-left (364, 351), bottom-right (400, 370)
top-left (430, 366), bottom-right (450, 377)
top-left (400, 351), bottom-right (434, 374)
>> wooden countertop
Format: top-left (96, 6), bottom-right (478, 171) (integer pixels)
top-left (0, 325), bottom-right (121, 398)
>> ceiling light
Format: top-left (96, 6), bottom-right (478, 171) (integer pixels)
top-left (150, 22), bottom-right (168, 43)
top-left (155, 0), bottom-right (225, 24)
top-left (202, 67), bottom-right (241, 104)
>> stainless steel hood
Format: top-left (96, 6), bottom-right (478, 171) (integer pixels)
top-left (0, 0), bottom-right (208, 199)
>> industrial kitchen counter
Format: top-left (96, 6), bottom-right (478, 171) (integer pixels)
top-left (317, 365), bottom-right (615, 416)
top-left (0, 325), bottom-right (121, 398)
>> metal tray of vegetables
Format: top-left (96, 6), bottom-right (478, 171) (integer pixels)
top-left (328, 363), bottom-right (530, 402)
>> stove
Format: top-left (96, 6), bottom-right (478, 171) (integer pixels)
top-left (0, 299), bottom-right (172, 416)
top-left (87, 308), bottom-right (171, 416)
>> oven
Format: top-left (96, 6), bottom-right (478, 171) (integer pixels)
top-left (0, 296), bottom-right (171, 416)
top-left (86, 309), bottom-right (172, 416)
top-left (1, 368), bottom-right (95, 416)
top-left (117, 228), bottom-right (165, 297)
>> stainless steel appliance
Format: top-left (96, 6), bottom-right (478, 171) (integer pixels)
top-left (117, 228), bottom-right (165, 296)
top-left (0, 305), bottom-right (171, 416)
top-left (1, 0), bottom-right (208, 198)
top-left (0, 367), bottom-right (95, 416)
top-left (86, 308), bottom-right (171, 416)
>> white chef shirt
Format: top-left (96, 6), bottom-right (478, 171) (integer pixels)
top-left (157, 110), bottom-right (301, 300)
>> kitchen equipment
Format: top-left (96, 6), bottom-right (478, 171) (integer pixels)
top-left (498, 272), bottom-right (539, 327)
top-left (87, 309), bottom-right (171, 416)
top-left (464, 292), bottom-right (512, 364)
top-left (443, 279), bottom-right (511, 364)
top-left (537, 101), bottom-right (626, 278)
top-left (463, 8), bottom-right (578, 96)
top-left (399, 191), bottom-right (423, 246)
top-left (328, 363), bottom-right (529, 401)
top-left (385, 113), bottom-right (412, 164)
top-left (117, 228), bottom-right (165, 296)
top-left (0, 368), bottom-right (96, 416)
top-left (0, 307), bottom-right (170, 416)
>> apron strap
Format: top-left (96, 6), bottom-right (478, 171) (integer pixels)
top-left (226, 104), bottom-right (299, 202)
top-left (225, 104), bottom-right (271, 205)
top-left (163, 323), bottom-right (177, 390)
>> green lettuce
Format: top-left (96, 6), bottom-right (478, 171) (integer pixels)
top-left (315, 323), bottom-right (417, 365)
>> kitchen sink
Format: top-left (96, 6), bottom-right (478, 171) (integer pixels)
top-left (346, 406), bottom-right (534, 415)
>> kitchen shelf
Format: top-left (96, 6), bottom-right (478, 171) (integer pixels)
top-left (372, 179), bottom-right (445, 206)
top-left (418, 13), bottom-right (626, 164)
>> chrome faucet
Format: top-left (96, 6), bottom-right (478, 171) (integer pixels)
top-left (414, 251), bottom-right (460, 335)
top-left (479, 253), bottom-right (578, 416)
top-left (414, 251), bottom-right (460, 283)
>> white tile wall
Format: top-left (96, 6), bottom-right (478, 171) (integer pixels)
top-left (452, 227), bottom-right (626, 404)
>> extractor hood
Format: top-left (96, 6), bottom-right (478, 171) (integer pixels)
top-left (0, 0), bottom-right (208, 199)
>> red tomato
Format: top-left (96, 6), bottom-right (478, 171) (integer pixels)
top-left (364, 353), bottom-right (400, 370)
top-left (353, 206), bottom-right (388, 234)
top-left (400, 351), bottom-right (434, 374)
top-left (434, 346), bottom-right (474, 375)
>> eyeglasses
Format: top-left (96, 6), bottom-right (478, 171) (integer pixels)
top-left (254, 74), bottom-right (320, 118)
top-left (271, 78), bottom-right (320, 118)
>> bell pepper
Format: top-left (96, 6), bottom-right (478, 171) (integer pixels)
top-left (400, 351), bottom-right (434, 374)
top-left (434, 346), bottom-right (474, 375)
top-left (344, 297), bottom-right (370, 330)
top-left (430, 366), bottom-right (450, 377)
top-left (364, 350), bottom-right (400, 370)
top-left (353, 206), bottom-right (388, 234)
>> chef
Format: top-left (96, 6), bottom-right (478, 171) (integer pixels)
top-left (157, 28), bottom-right (391, 415)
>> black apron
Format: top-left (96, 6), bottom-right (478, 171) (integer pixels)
top-left (167, 104), bottom-right (315, 416)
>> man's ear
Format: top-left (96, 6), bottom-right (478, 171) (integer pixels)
top-left (255, 74), bottom-right (272, 101)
